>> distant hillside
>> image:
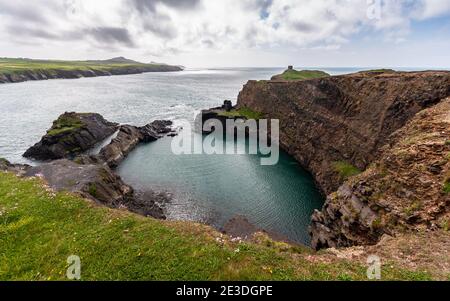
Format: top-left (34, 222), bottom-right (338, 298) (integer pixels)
top-left (0, 57), bottom-right (183, 84)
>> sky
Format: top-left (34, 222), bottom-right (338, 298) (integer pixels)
top-left (0, 0), bottom-right (449, 68)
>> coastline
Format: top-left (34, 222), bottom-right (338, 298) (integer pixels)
top-left (0, 57), bottom-right (183, 84)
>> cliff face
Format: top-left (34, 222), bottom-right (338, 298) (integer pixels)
top-left (311, 98), bottom-right (450, 249)
top-left (236, 71), bottom-right (450, 249)
top-left (237, 71), bottom-right (450, 195)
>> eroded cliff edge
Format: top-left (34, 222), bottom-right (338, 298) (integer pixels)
top-left (236, 70), bottom-right (450, 249)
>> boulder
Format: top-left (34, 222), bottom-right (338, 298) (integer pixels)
top-left (98, 120), bottom-right (173, 168)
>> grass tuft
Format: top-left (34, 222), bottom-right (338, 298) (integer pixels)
top-left (46, 115), bottom-right (84, 136)
top-left (333, 161), bottom-right (362, 179)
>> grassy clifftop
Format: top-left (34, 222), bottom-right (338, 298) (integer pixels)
top-left (0, 171), bottom-right (433, 280)
top-left (271, 69), bottom-right (330, 81)
top-left (0, 57), bottom-right (182, 83)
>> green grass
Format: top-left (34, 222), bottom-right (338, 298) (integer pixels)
top-left (364, 69), bottom-right (395, 73)
top-left (333, 161), bottom-right (362, 179)
top-left (273, 69), bottom-right (330, 81)
top-left (46, 114), bottom-right (85, 136)
top-left (219, 107), bottom-right (265, 120)
top-left (445, 140), bottom-right (450, 146)
top-left (444, 179), bottom-right (450, 194)
top-left (0, 172), bottom-right (433, 280)
top-left (0, 58), bottom-right (178, 77)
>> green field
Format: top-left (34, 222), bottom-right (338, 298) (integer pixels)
top-left (0, 57), bottom-right (180, 77)
top-left (272, 69), bottom-right (330, 81)
top-left (0, 171), bottom-right (432, 280)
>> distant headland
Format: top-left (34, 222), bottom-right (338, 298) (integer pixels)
top-left (0, 57), bottom-right (184, 84)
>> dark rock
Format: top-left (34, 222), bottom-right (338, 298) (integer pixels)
top-left (222, 100), bottom-right (233, 112)
top-left (23, 112), bottom-right (118, 161)
top-left (23, 159), bottom-right (167, 219)
top-left (97, 120), bottom-right (173, 168)
top-left (0, 158), bottom-right (30, 175)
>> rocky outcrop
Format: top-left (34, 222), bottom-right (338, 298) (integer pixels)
top-left (23, 112), bottom-right (118, 161)
top-left (310, 98), bottom-right (450, 249)
top-left (98, 120), bottom-right (173, 168)
top-left (236, 70), bottom-right (450, 249)
top-left (18, 113), bottom-right (175, 219)
top-left (237, 71), bottom-right (450, 195)
top-left (16, 159), bottom-right (165, 219)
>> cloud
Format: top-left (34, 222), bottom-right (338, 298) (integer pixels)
top-left (0, 0), bottom-right (449, 64)
top-left (413, 0), bottom-right (450, 19)
top-left (85, 27), bottom-right (136, 47)
top-left (131, 0), bottom-right (201, 12)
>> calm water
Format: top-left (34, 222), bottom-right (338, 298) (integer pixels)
top-left (0, 66), bottom-right (419, 244)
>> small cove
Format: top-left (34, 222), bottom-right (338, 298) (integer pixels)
top-left (0, 67), bottom-right (376, 244)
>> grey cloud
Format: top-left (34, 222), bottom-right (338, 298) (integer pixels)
top-left (5, 23), bottom-right (136, 48)
top-left (132, 0), bottom-right (200, 13)
top-left (143, 21), bottom-right (178, 39)
top-left (293, 21), bottom-right (316, 33)
top-left (85, 27), bottom-right (136, 47)
top-left (0, 2), bottom-right (49, 24)
top-left (201, 39), bottom-right (214, 48)
top-left (6, 25), bottom-right (59, 40)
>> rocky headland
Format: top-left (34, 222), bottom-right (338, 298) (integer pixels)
top-left (23, 112), bottom-right (119, 160)
top-left (0, 57), bottom-right (183, 84)
top-left (5, 113), bottom-right (175, 219)
top-left (202, 69), bottom-right (450, 251)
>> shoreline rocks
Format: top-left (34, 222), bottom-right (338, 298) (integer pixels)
top-left (17, 112), bottom-right (175, 220)
top-left (23, 112), bottom-right (119, 161)
top-left (98, 120), bottom-right (173, 168)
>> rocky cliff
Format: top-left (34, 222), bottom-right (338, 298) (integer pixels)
top-left (23, 112), bottom-right (119, 160)
top-left (236, 70), bottom-right (450, 249)
top-left (310, 98), bottom-right (450, 249)
top-left (237, 71), bottom-right (450, 194)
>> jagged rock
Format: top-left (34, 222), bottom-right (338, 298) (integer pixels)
top-left (23, 159), bottom-right (166, 219)
top-left (310, 98), bottom-right (450, 249)
top-left (98, 120), bottom-right (173, 168)
top-left (23, 112), bottom-right (118, 160)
